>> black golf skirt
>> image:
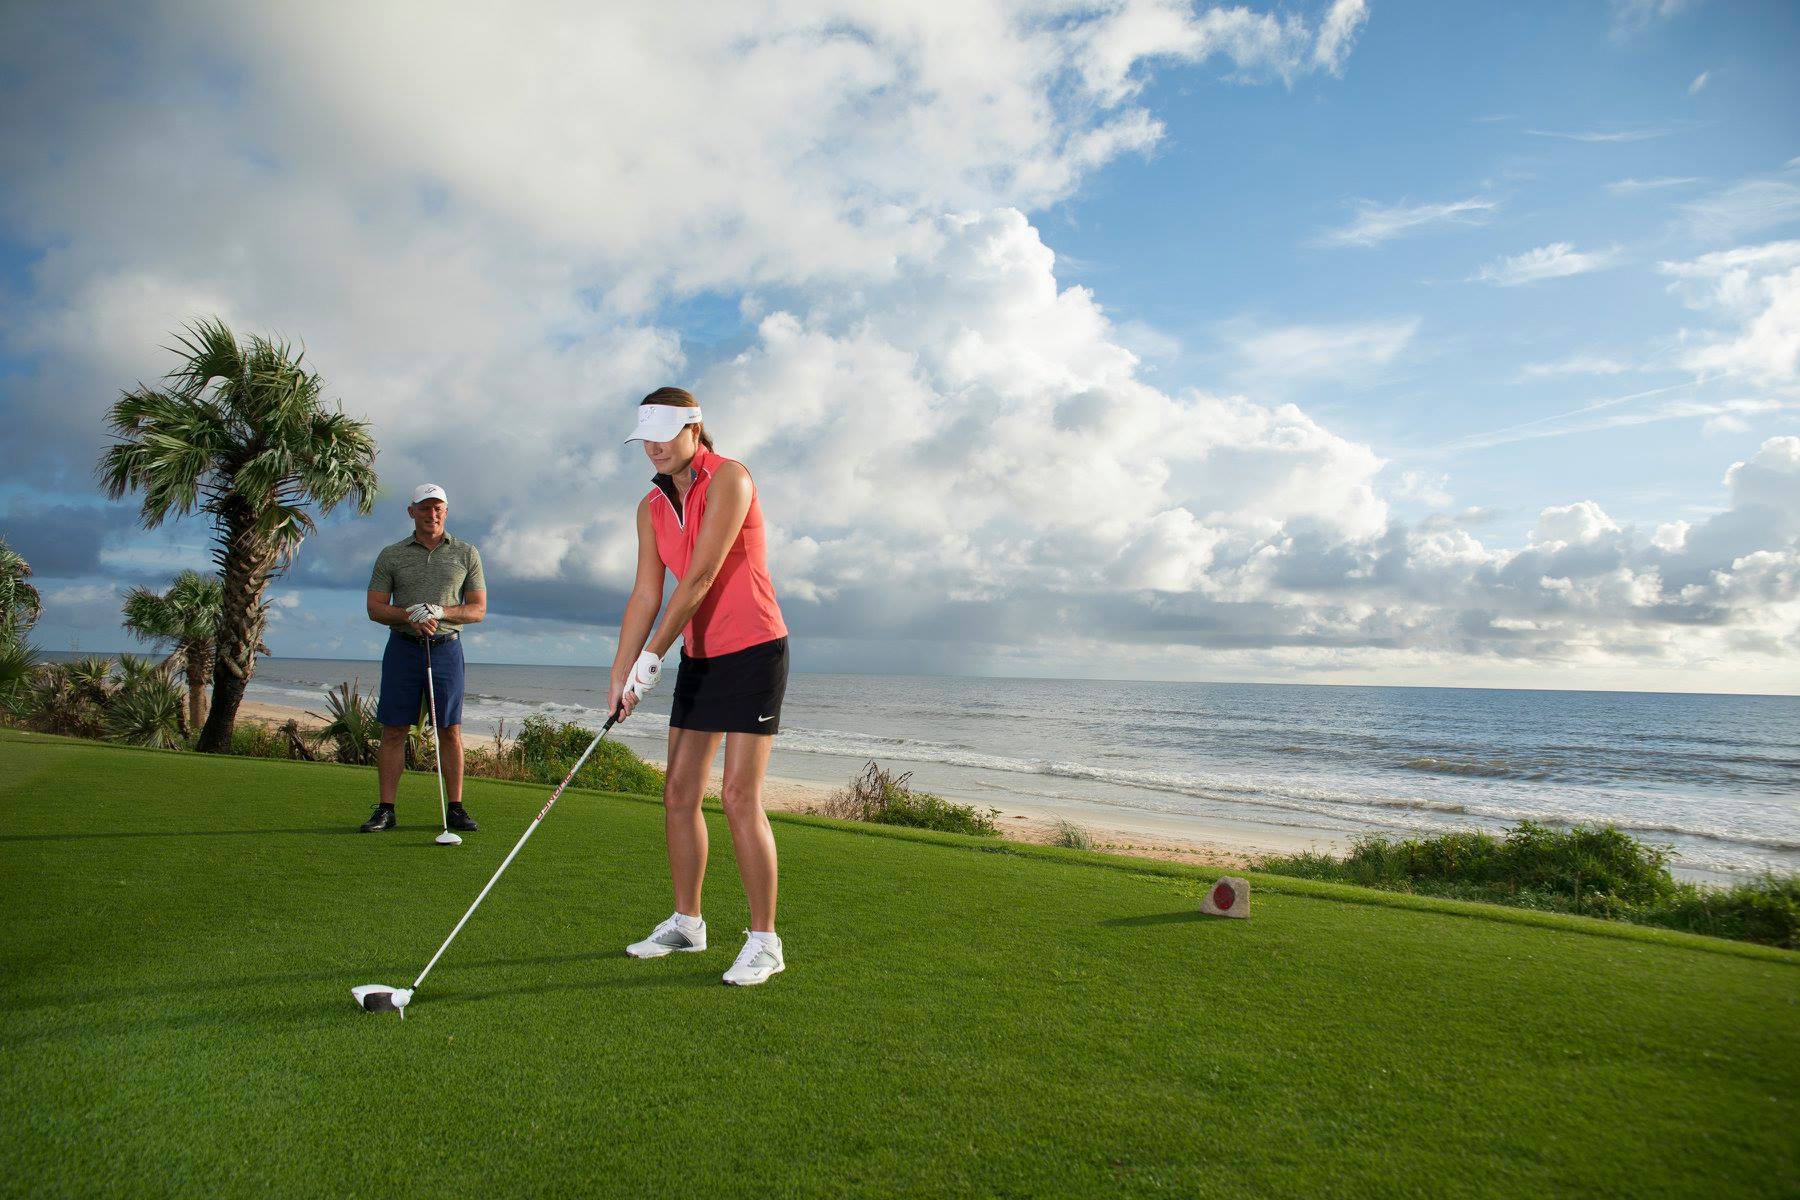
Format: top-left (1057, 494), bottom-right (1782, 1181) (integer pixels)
top-left (669, 636), bottom-right (789, 735)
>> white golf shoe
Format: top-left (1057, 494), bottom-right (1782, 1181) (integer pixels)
top-left (626, 912), bottom-right (707, 958)
top-left (722, 931), bottom-right (785, 986)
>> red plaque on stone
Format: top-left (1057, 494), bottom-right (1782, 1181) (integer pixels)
top-left (1199, 875), bottom-right (1250, 919)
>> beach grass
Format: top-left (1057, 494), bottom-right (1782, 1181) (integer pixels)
top-left (1257, 825), bottom-right (1800, 948)
top-left (2, 727), bottom-right (1796, 1198)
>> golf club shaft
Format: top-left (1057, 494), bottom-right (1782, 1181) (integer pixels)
top-left (410, 711), bottom-right (620, 992)
top-left (424, 637), bottom-right (448, 833)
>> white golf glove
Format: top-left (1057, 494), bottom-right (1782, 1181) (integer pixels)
top-left (407, 603), bottom-right (444, 623)
top-left (623, 649), bottom-right (663, 702)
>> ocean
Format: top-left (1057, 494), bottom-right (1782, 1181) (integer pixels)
top-left (237, 657), bottom-right (1800, 882)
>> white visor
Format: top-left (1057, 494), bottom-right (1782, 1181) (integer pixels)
top-left (411, 483), bottom-right (447, 505)
top-left (624, 404), bottom-right (704, 444)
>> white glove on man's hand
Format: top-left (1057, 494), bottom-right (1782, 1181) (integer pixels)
top-left (623, 649), bottom-right (663, 701)
top-left (406, 603), bottom-right (444, 622)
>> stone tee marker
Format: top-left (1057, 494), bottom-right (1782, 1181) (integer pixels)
top-left (1200, 876), bottom-right (1250, 918)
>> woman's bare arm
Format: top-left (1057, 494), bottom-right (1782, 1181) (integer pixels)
top-left (609, 496), bottom-right (668, 718)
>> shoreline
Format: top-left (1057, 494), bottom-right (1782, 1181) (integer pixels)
top-left (235, 699), bottom-right (1293, 870)
top-left (223, 698), bottom-right (1763, 884)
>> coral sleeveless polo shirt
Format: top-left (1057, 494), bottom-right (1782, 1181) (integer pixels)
top-left (647, 445), bottom-right (788, 658)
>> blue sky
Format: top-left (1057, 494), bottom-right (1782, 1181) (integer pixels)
top-left (1050, 0), bottom-right (1799, 532)
top-left (1, 0), bottom-right (1797, 693)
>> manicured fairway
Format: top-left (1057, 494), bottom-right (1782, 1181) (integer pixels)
top-left (2, 730), bottom-right (1796, 1198)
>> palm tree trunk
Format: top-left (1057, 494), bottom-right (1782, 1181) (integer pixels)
top-left (184, 640), bottom-right (212, 732)
top-left (196, 508), bottom-right (277, 754)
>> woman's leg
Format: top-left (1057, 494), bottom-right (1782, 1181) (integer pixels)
top-left (721, 732), bottom-right (778, 932)
top-left (664, 726), bottom-right (723, 917)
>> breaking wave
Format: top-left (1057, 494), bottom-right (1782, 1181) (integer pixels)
top-left (242, 666), bottom-right (1800, 875)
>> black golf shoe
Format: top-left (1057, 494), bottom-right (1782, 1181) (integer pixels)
top-left (359, 804), bottom-right (398, 832)
top-left (446, 804), bottom-right (478, 832)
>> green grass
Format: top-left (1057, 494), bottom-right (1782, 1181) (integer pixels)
top-left (2, 729), bottom-right (1796, 1198)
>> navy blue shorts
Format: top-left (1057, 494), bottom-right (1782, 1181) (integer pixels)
top-left (378, 632), bottom-right (465, 729)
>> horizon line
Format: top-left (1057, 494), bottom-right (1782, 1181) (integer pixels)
top-left (35, 648), bottom-right (1800, 701)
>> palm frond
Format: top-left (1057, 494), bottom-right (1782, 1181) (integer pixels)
top-left (0, 537), bottom-right (43, 642)
top-left (67, 655), bottom-right (119, 703)
top-left (97, 387), bottom-right (232, 524)
top-left (121, 585), bottom-right (182, 646)
top-left (103, 675), bottom-right (185, 749)
top-left (296, 410), bottom-right (381, 515)
top-left (0, 639), bottom-right (38, 713)
top-left (21, 663), bottom-right (103, 737)
top-left (318, 677), bottom-right (381, 765)
top-left (258, 501), bottom-right (320, 561)
top-left (115, 654), bottom-right (161, 688)
top-left (235, 334), bottom-right (315, 429)
top-left (233, 445), bottom-right (297, 507)
top-left (164, 318), bottom-right (246, 397)
top-left (166, 570), bottom-right (222, 641)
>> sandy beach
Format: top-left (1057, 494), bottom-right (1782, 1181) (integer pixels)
top-left (233, 699), bottom-right (1299, 870)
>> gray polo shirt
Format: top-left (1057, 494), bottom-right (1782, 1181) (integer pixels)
top-left (368, 533), bottom-right (486, 632)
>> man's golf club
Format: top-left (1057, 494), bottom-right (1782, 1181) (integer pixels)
top-left (424, 637), bottom-right (460, 847)
top-left (352, 707), bottom-right (622, 1018)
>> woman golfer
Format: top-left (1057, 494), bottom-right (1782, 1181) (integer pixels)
top-left (611, 387), bottom-right (790, 985)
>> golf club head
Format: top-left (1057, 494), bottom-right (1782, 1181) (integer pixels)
top-left (435, 830), bottom-right (462, 846)
top-left (351, 984), bottom-right (414, 1018)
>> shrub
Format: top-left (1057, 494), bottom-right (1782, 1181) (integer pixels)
top-left (64, 655), bottom-right (118, 702)
top-left (316, 679), bottom-right (381, 765)
top-left (1247, 849), bottom-right (1343, 882)
top-left (102, 676), bottom-right (185, 749)
top-left (16, 655), bottom-right (186, 745)
top-left (1052, 819), bottom-right (1093, 850)
top-left (504, 716), bottom-right (665, 796)
top-left (1259, 821), bottom-right (1795, 948)
top-left (1282, 821), bottom-right (1677, 912)
top-left (813, 762), bottom-right (999, 837)
top-left (227, 721), bottom-right (287, 759)
top-left (1640, 875), bottom-right (1800, 950)
top-left (21, 659), bottom-right (113, 738)
top-left (0, 640), bottom-right (39, 719)
top-left (1500, 820), bottom-right (1675, 908)
top-left (462, 720), bottom-right (530, 782)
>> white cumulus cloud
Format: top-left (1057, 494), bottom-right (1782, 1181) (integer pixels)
top-left (1662, 240), bottom-right (1800, 385)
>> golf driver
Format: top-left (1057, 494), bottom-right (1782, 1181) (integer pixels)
top-left (352, 707), bottom-right (622, 1018)
top-left (424, 637), bottom-right (460, 847)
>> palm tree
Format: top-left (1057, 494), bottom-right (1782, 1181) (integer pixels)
top-left (122, 569), bottom-right (223, 734)
top-left (0, 537), bottom-right (42, 647)
top-left (98, 318), bottom-right (379, 753)
top-left (0, 537), bottom-right (41, 714)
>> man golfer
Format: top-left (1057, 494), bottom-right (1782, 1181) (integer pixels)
top-left (359, 483), bottom-right (487, 833)
top-left (612, 387), bottom-right (791, 986)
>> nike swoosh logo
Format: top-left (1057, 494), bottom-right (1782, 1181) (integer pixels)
top-left (757, 714), bottom-right (774, 723)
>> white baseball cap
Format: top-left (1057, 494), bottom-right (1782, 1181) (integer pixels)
top-left (410, 483), bottom-right (448, 505)
top-left (624, 404), bottom-right (704, 444)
